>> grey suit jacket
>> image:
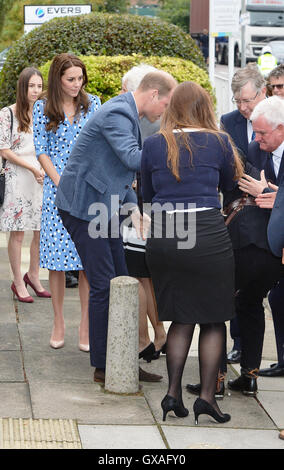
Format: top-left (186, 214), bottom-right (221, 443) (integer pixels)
top-left (56, 92), bottom-right (141, 224)
top-left (268, 174), bottom-right (284, 257)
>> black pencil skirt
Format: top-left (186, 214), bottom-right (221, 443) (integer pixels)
top-left (145, 208), bottom-right (235, 324)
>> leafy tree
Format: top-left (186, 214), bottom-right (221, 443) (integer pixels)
top-left (158, 0), bottom-right (190, 33)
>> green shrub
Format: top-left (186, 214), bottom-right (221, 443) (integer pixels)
top-left (39, 54), bottom-right (213, 103)
top-left (0, 12), bottom-right (205, 107)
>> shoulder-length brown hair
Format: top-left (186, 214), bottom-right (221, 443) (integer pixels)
top-left (16, 67), bottom-right (43, 133)
top-left (160, 81), bottom-right (244, 181)
top-left (43, 53), bottom-right (90, 131)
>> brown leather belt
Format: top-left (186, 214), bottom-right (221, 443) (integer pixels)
top-left (223, 194), bottom-right (256, 226)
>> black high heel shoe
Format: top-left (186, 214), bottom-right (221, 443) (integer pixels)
top-left (152, 342), bottom-right (167, 360)
top-left (139, 342), bottom-right (155, 363)
top-left (161, 394), bottom-right (189, 422)
top-left (193, 398), bottom-right (230, 425)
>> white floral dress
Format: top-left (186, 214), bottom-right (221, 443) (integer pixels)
top-left (0, 106), bottom-right (43, 231)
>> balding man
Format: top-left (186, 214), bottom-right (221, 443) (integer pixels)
top-left (229, 97), bottom-right (284, 396)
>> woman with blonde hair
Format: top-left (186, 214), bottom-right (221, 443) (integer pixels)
top-left (33, 53), bottom-right (101, 350)
top-left (0, 67), bottom-right (50, 302)
top-left (141, 81), bottom-right (243, 424)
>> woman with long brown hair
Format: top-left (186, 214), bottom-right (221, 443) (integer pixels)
top-left (0, 67), bottom-right (50, 302)
top-left (141, 81), bottom-right (243, 424)
top-left (33, 53), bottom-right (101, 350)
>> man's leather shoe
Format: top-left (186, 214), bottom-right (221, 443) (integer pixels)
top-left (94, 368), bottom-right (105, 383)
top-left (94, 367), bottom-right (162, 383)
top-left (228, 368), bottom-right (258, 396)
top-left (227, 348), bottom-right (241, 364)
top-left (139, 367), bottom-right (162, 382)
top-left (186, 372), bottom-right (225, 400)
top-left (258, 363), bottom-right (284, 377)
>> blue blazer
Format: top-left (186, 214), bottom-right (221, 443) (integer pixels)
top-left (268, 174), bottom-right (284, 257)
top-left (220, 109), bottom-right (249, 157)
top-left (56, 92), bottom-right (141, 223)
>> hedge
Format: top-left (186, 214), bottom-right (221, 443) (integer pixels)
top-left (0, 12), bottom-right (205, 107)
top-left (39, 54), bottom-right (213, 104)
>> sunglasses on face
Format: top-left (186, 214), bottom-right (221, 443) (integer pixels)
top-left (267, 83), bottom-right (284, 90)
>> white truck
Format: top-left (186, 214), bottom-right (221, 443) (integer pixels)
top-left (217, 0), bottom-right (284, 66)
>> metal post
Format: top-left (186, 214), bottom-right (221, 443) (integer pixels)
top-left (241, 0), bottom-right (246, 67)
top-left (228, 35), bottom-right (235, 111)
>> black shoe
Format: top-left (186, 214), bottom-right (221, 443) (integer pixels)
top-left (186, 373), bottom-right (225, 400)
top-left (258, 363), bottom-right (284, 377)
top-left (139, 342), bottom-right (155, 363)
top-left (227, 348), bottom-right (241, 364)
top-left (193, 398), bottom-right (230, 425)
top-left (228, 368), bottom-right (258, 396)
top-left (65, 271), bottom-right (78, 288)
top-left (152, 343), bottom-right (167, 360)
top-left (161, 394), bottom-right (189, 421)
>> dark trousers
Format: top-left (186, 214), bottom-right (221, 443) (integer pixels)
top-left (234, 244), bottom-right (282, 370)
top-left (268, 276), bottom-right (284, 366)
top-left (229, 317), bottom-right (241, 351)
top-left (59, 209), bottom-right (128, 369)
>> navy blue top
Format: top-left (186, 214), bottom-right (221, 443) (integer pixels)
top-left (141, 130), bottom-right (236, 210)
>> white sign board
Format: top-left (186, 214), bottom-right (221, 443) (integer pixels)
top-left (209, 0), bottom-right (241, 35)
top-left (24, 4), bottom-right (91, 27)
top-left (247, 0), bottom-right (284, 6)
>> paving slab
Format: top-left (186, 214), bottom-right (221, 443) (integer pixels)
top-left (0, 384), bottom-right (32, 418)
top-left (0, 351), bottom-right (25, 382)
top-left (0, 323), bottom-right (20, 351)
top-left (22, 351), bottom-right (93, 384)
top-left (78, 424), bottom-right (166, 449)
top-left (257, 390), bottom-right (284, 428)
top-left (162, 426), bottom-right (284, 449)
top-left (29, 382), bottom-right (155, 424)
top-left (17, 323), bottom-right (88, 353)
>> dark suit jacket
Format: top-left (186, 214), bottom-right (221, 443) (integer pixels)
top-left (223, 161), bottom-right (271, 251)
top-left (268, 173), bottom-right (284, 257)
top-left (220, 109), bottom-right (249, 157)
top-left (247, 140), bottom-right (284, 185)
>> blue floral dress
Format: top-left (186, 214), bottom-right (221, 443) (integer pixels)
top-left (33, 94), bottom-right (101, 271)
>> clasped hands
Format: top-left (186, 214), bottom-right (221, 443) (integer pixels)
top-left (33, 167), bottom-right (45, 185)
top-left (238, 169), bottom-right (278, 209)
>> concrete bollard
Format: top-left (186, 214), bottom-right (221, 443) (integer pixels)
top-left (105, 276), bottom-right (139, 394)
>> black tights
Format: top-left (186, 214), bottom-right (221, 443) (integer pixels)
top-left (166, 321), bottom-right (226, 413)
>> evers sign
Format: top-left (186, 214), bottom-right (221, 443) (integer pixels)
top-left (24, 4), bottom-right (92, 24)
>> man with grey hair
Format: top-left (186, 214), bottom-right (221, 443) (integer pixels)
top-left (220, 63), bottom-right (267, 364)
top-left (221, 63), bottom-right (267, 158)
top-left (236, 95), bottom-right (284, 380)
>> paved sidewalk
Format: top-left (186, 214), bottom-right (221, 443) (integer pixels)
top-left (0, 232), bottom-right (284, 451)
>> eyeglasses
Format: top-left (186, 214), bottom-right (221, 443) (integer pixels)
top-left (231, 91), bottom-right (259, 105)
top-left (267, 83), bottom-right (284, 90)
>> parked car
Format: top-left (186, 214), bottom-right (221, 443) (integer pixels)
top-left (267, 41), bottom-right (284, 64)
